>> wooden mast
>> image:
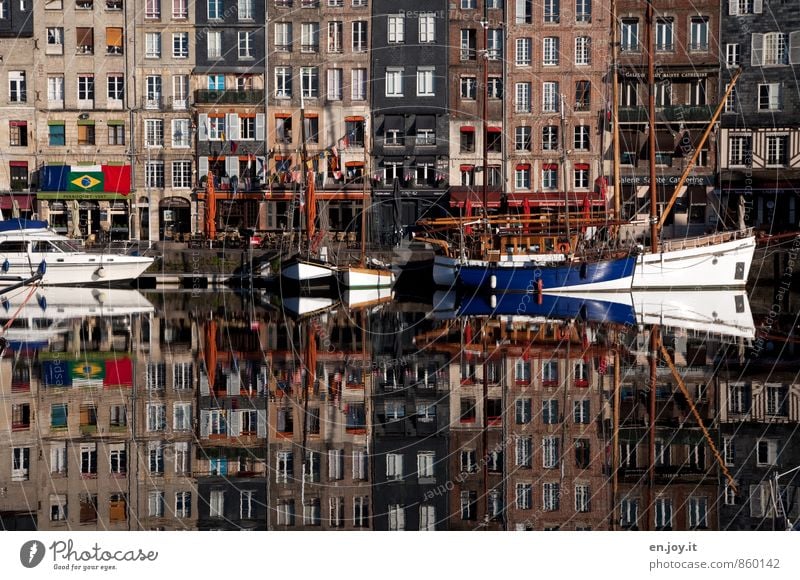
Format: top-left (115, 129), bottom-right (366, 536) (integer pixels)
top-left (481, 6), bottom-right (489, 220)
top-left (611, 0), bottom-right (622, 219)
top-left (647, 0), bottom-right (658, 253)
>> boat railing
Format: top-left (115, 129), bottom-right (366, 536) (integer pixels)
top-left (661, 227), bottom-right (754, 253)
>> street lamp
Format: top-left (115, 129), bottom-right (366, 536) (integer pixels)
top-left (772, 465), bottom-right (800, 531)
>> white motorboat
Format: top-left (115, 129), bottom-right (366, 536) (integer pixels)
top-left (0, 219), bottom-right (153, 286)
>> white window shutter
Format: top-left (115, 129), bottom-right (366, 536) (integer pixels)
top-left (255, 113), bottom-right (265, 141)
top-left (198, 156), bottom-right (209, 181)
top-left (750, 484), bottom-right (764, 518)
top-left (228, 410), bottom-right (241, 437)
top-left (257, 409), bottom-right (267, 438)
top-left (198, 113), bottom-right (208, 141)
top-left (790, 32), bottom-right (800, 65)
top-left (729, 0), bottom-right (738, 15)
top-left (227, 113), bottom-right (240, 141)
top-left (753, 0), bottom-right (763, 13)
top-left (225, 156), bottom-right (239, 179)
top-left (200, 410), bottom-right (210, 438)
top-left (751, 33), bottom-right (764, 66)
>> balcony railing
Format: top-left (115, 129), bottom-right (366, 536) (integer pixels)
top-left (617, 105), bottom-right (714, 123)
top-left (194, 89), bottom-right (265, 105)
top-left (142, 96), bottom-right (163, 110)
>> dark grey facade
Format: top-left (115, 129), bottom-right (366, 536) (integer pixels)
top-left (194, 0), bottom-right (265, 72)
top-left (0, 0), bottom-right (32, 37)
top-left (719, 1), bottom-right (800, 232)
top-left (371, 0), bottom-right (449, 242)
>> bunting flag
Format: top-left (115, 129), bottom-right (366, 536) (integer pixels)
top-left (598, 356), bottom-right (608, 375)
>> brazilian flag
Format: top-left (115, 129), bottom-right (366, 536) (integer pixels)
top-left (67, 170), bottom-right (104, 192)
top-left (71, 360), bottom-right (105, 386)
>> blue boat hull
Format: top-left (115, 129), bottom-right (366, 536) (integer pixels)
top-left (457, 256), bottom-right (636, 292)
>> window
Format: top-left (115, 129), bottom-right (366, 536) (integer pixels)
top-left (207, 31), bottom-right (221, 59)
top-left (148, 442), bottom-right (164, 474)
top-left (544, 0), bottom-right (559, 23)
top-left (239, 491), bottom-right (255, 519)
top-left (146, 75), bottom-right (162, 106)
top-left (352, 21), bottom-right (367, 52)
top-left (766, 384), bottom-right (788, 416)
top-left (11, 447), bottom-right (29, 481)
top-left (543, 37), bottom-right (559, 66)
top-left (689, 17), bottom-right (708, 52)
top-left (461, 77), bottom-right (477, 100)
top-left (388, 504), bottom-right (405, 531)
top-left (353, 497), bottom-right (368, 527)
top-left (275, 67), bottom-right (292, 98)
top-left (386, 68), bottom-right (403, 97)
top-left (352, 449), bottom-right (368, 480)
top-left (207, 0), bottom-right (221, 19)
top-left (460, 450), bottom-right (477, 473)
top-left (50, 495), bottom-right (67, 521)
top-left (417, 451), bottom-right (434, 480)
top-left (756, 439), bottom-right (778, 466)
top-left (276, 451), bottom-right (293, 483)
top-left (145, 119), bottom-right (164, 148)
top-left (107, 75), bottom-right (124, 104)
top-left (419, 14), bottom-right (435, 43)
top-left (543, 437), bottom-right (560, 468)
top-left (351, 68), bottom-right (367, 100)
top-left (326, 68), bottom-right (343, 101)
top-left (9, 121), bottom-right (27, 147)
top-left (107, 443), bottom-right (126, 475)
top-left (48, 123), bottom-right (65, 146)
top-left (515, 82), bottom-right (530, 112)
top-left (759, 83), bottom-right (781, 111)
top-left (109, 494), bottom-right (127, 522)
top-left (12, 403), bottom-right (31, 431)
top-left (168, 119), bottom-right (190, 150)
top-left (173, 0), bottom-right (188, 18)
top-left (7, 71), bottom-right (25, 103)
top-left (79, 494), bottom-right (98, 523)
top-left (172, 32), bottom-right (188, 58)
top-left (543, 82), bottom-right (559, 113)
top-left (418, 505), bottom-right (436, 531)
top-left (277, 500), bottom-right (295, 526)
top-left (51, 403), bottom-right (68, 428)
top-left (515, 166), bottom-right (531, 189)
top-left (573, 399), bottom-right (590, 424)
top-left (766, 136), bottom-right (788, 167)
top-left (516, 38), bottom-right (531, 66)
top-left (724, 483), bottom-right (737, 506)
top-left (543, 483), bottom-right (560, 511)
top-left (460, 491), bottom-right (477, 520)
top-left (47, 27), bottom-right (64, 54)
top-left (172, 402), bottom-right (192, 431)
top-left (146, 403), bottom-right (166, 431)
top-left (516, 436), bottom-right (532, 467)
top-left (461, 0), bottom-right (476, 7)
top-left (460, 29), bottom-right (476, 60)
top-left (515, 0), bottom-right (532, 23)
top-left (575, 484), bottom-right (590, 512)
top-left (487, 76), bottom-right (502, 99)
top-left (175, 492), bottom-right (191, 518)
top-left (726, 44), bottom-right (740, 68)
top-left (80, 443), bottom-right (97, 475)
top-left (144, 0), bottom-right (160, 17)
top-left (621, 499), bottom-right (638, 528)
top-left (517, 483), bottom-right (533, 510)
top-left (326, 449), bottom-right (344, 480)
top-left (656, 18), bottom-right (673, 51)
top-left (301, 22), bottom-right (319, 52)
top-left (574, 125), bottom-right (590, 151)
top-left (541, 125), bottom-right (559, 151)
top-left (76, 27), bottom-right (94, 54)
top-left (275, 22), bottom-right (292, 51)
top-left (386, 453), bottom-right (403, 480)
top-left (654, 439), bottom-right (670, 466)
top-left (209, 490), bottom-right (225, 518)
top-left (488, 29), bottom-right (502, 60)
top-left (576, 0), bottom-right (591, 22)
top-left (148, 491), bottom-right (165, 517)
top-left (77, 75), bottom-right (95, 104)
top-left (542, 164), bottom-right (558, 189)
top-left (574, 165), bottom-right (589, 189)
top-left (654, 498), bottom-right (672, 530)
top-left (48, 76), bottom-right (64, 105)
top-left (620, 19), bottom-right (639, 51)
top-left (687, 497), bottom-right (708, 529)
top-left (417, 67), bottom-right (434, 96)
top-left (300, 67), bottom-right (318, 98)
top-left (729, 136), bottom-right (752, 166)
top-left (145, 32), bottom-right (161, 58)
top-left (575, 36), bottom-right (590, 65)
top-left (515, 398), bottom-right (532, 423)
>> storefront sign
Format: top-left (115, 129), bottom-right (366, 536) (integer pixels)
top-left (620, 69), bottom-right (714, 79)
top-left (36, 192), bottom-right (130, 201)
top-left (619, 175), bottom-right (714, 187)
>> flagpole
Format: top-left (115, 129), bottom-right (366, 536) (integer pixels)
top-left (300, 92), bottom-right (307, 255)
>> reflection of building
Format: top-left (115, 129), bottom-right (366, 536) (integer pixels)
top-left (616, 0), bottom-right (720, 238)
top-left (615, 326), bottom-right (720, 531)
top-left (718, 371), bottom-right (800, 530)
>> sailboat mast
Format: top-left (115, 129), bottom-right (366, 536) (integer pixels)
top-left (481, 8), bottom-right (489, 220)
top-left (560, 94), bottom-right (570, 239)
top-left (647, 0), bottom-right (658, 252)
top-left (300, 93), bottom-right (308, 254)
top-left (360, 132), bottom-right (368, 267)
top-left (611, 0), bottom-right (621, 219)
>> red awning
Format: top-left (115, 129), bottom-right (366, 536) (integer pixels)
top-left (516, 163), bottom-right (531, 170)
top-left (0, 195), bottom-right (33, 210)
top-left (575, 163), bottom-right (590, 170)
top-left (345, 161), bottom-right (364, 167)
top-left (460, 164), bottom-right (475, 171)
top-left (449, 190), bottom-right (605, 209)
top-left (487, 126), bottom-right (502, 133)
top-left (543, 163), bottom-right (558, 170)
top-left (460, 126), bottom-right (475, 133)
top-left (9, 161), bottom-right (28, 167)
top-left (345, 116), bottom-right (365, 122)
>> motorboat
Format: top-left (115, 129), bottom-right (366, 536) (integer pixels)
top-left (0, 219), bottom-right (153, 286)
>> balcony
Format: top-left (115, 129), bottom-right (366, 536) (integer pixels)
top-left (618, 105), bottom-right (714, 123)
top-left (142, 96), bottom-right (163, 110)
top-left (194, 89), bottom-right (265, 105)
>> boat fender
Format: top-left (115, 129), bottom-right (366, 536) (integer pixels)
top-left (490, 275), bottom-right (497, 290)
top-left (559, 243), bottom-right (570, 254)
top-left (37, 295), bottom-right (47, 311)
top-left (37, 260), bottom-right (47, 276)
top-left (1, 259), bottom-right (8, 273)
top-left (1, 298), bottom-right (9, 312)
top-left (490, 295), bottom-right (497, 309)
top-left (536, 279), bottom-right (543, 305)
top-left (95, 266), bottom-right (106, 278)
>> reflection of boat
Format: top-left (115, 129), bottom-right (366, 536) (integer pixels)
top-left (0, 219), bottom-right (153, 286)
top-left (279, 295), bottom-right (338, 318)
top-left (0, 287), bottom-right (154, 347)
top-left (342, 288), bottom-right (393, 309)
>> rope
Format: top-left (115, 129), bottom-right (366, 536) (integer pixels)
top-left (2, 282), bottom-right (42, 332)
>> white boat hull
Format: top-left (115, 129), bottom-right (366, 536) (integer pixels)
top-left (631, 234), bottom-right (756, 290)
top-left (340, 267), bottom-right (395, 288)
top-left (343, 288), bottom-right (393, 308)
top-left (0, 254), bottom-right (153, 286)
top-left (282, 260), bottom-right (336, 282)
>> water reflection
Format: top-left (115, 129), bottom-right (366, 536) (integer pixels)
top-left (1, 287), bottom-right (798, 531)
